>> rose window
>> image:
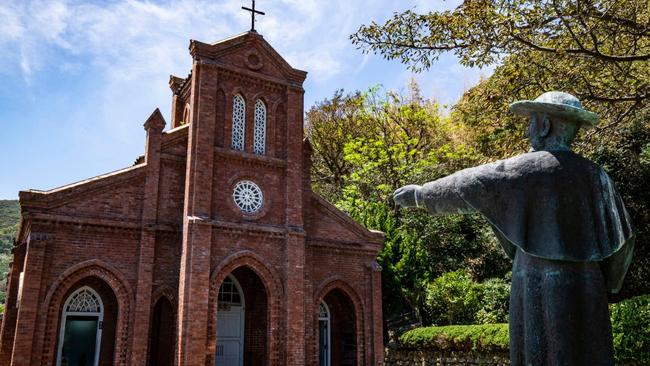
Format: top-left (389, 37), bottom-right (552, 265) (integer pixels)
top-left (233, 180), bottom-right (263, 213)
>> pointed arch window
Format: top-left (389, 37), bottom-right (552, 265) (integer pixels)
top-left (232, 94), bottom-right (246, 151)
top-left (253, 99), bottom-right (266, 155)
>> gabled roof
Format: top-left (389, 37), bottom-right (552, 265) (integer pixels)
top-left (189, 31), bottom-right (307, 86)
top-left (307, 192), bottom-right (384, 245)
top-left (19, 122), bottom-right (189, 210)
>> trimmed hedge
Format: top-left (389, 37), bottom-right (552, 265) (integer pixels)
top-left (399, 294), bottom-right (650, 364)
top-left (399, 323), bottom-right (509, 352)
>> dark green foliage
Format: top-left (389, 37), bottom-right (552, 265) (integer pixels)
top-left (610, 295), bottom-right (650, 364)
top-left (0, 200), bottom-right (20, 254)
top-left (589, 117), bottom-right (650, 298)
top-left (399, 323), bottom-right (509, 352)
top-left (0, 200), bottom-right (19, 305)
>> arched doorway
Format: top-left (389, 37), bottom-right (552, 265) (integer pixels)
top-left (149, 296), bottom-right (175, 366)
top-left (57, 286), bottom-right (102, 366)
top-left (56, 282), bottom-right (115, 366)
top-left (322, 288), bottom-right (357, 366)
top-left (215, 266), bottom-right (269, 366)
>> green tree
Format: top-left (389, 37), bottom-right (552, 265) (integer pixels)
top-left (351, 0), bottom-right (650, 134)
top-left (306, 85), bottom-right (510, 325)
top-left (305, 90), bottom-right (367, 202)
top-left (351, 0), bottom-right (650, 299)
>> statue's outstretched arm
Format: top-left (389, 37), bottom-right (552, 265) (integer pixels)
top-left (394, 174), bottom-right (475, 215)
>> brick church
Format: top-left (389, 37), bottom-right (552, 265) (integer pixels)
top-left (0, 30), bottom-right (384, 366)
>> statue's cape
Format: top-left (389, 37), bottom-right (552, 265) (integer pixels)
top-left (425, 151), bottom-right (634, 293)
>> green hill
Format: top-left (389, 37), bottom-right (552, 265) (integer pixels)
top-left (0, 200), bottom-right (20, 254)
top-left (0, 200), bottom-right (19, 304)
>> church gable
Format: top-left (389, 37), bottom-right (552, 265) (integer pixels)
top-left (19, 166), bottom-right (146, 222)
top-left (305, 193), bottom-right (383, 246)
top-left (189, 32), bottom-right (307, 86)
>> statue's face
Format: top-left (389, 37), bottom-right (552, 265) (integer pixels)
top-left (525, 113), bottom-right (549, 151)
top-left (525, 113), bottom-right (578, 151)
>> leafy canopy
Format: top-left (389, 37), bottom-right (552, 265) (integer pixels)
top-left (351, 0), bottom-right (650, 134)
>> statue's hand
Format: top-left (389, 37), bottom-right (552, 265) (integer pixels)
top-left (393, 185), bottom-right (422, 208)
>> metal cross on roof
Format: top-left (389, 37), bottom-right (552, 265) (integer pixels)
top-left (242, 0), bottom-right (265, 32)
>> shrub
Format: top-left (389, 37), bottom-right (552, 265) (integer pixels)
top-left (423, 270), bottom-right (510, 326)
top-left (399, 323), bottom-right (509, 352)
top-left (424, 269), bottom-right (481, 325)
top-left (610, 294), bottom-right (650, 364)
top-left (475, 278), bottom-right (510, 324)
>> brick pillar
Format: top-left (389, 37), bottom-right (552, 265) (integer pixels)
top-left (10, 233), bottom-right (48, 366)
top-left (285, 231), bottom-right (306, 365)
top-left (130, 109), bottom-right (166, 364)
top-left (370, 261), bottom-right (384, 366)
top-left (176, 59), bottom-right (218, 366)
top-left (285, 86), bottom-right (306, 365)
top-left (0, 245), bottom-right (25, 366)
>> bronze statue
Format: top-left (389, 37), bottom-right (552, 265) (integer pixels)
top-left (394, 91), bottom-right (635, 365)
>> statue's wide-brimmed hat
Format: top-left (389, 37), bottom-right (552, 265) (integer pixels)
top-left (509, 91), bottom-right (599, 126)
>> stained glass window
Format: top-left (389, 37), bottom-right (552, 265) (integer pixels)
top-left (66, 287), bottom-right (102, 313)
top-left (232, 95), bottom-right (246, 151)
top-left (253, 100), bottom-right (266, 155)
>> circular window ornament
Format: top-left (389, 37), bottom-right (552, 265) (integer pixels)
top-left (233, 180), bottom-right (264, 214)
top-left (245, 50), bottom-right (264, 70)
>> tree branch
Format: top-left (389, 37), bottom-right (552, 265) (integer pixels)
top-left (509, 33), bottom-right (650, 61)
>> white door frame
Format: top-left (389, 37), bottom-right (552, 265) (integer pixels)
top-left (56, 286), bottom-right (104, 366)
top-left (216, 275), bottom-right (246, 366)
top-left (319, 301), bottom-right (331, 366)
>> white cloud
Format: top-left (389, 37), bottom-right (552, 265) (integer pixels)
top-left (1, 0), bottom-right (488, 198)
top-left (0, 0), bottom-right (480, 146)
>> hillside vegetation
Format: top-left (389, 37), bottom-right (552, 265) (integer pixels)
top-left (0, 200), bottom-right (19, 304)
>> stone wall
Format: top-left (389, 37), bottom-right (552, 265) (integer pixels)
top-left (384, 347), bottom-right (510, 366)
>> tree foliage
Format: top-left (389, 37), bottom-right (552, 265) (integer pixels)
top-left (351, 1), bottom-right (650, 299)
top-left (0, 200), bottom-right (19, 254)
top-left (351, 0), bottom-right (650, 139)
top-left (306, 85), bottom-right (510, 326)
top-left (0, 200), bottom-right (19, 305)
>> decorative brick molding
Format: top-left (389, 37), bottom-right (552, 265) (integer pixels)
top-left (36, 260), bottom-right (134, 366)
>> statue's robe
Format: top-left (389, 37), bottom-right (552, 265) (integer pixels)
top-left (418, 150), bottom-right (634, 366)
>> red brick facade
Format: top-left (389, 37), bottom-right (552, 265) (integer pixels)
top-left (0, 32), bottom-right (384, 366)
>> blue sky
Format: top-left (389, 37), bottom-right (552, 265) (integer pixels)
top-left (0, 0), bottom-right (491, 199)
